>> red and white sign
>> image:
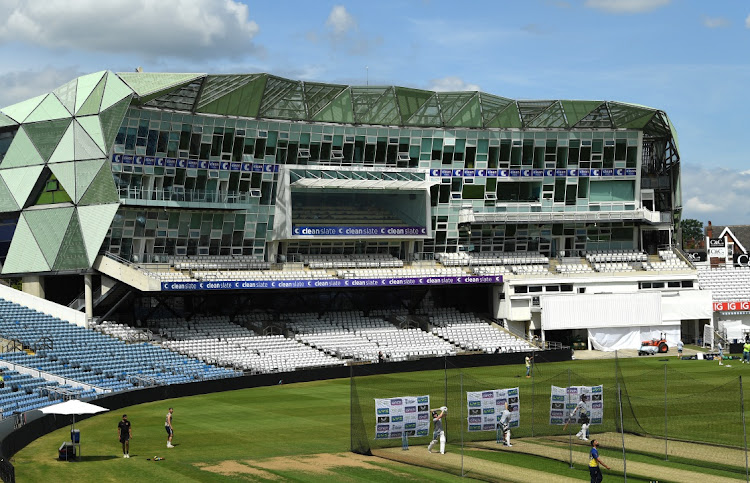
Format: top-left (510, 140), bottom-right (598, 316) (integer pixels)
top-left (713, 301), bottom-right (750, 311)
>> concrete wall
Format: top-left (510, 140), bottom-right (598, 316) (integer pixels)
top-left (0, 283), bottom-right (86, 328)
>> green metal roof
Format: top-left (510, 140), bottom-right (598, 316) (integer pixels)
top-left (115, 72), bottom-right (674, 137)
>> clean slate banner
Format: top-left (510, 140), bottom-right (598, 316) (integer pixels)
top-left (161, 275), bottom-right (503, 291)
top-left (112, 154), bottom-right (280, 173)
top-left (375, 395), bottom-right (431, 440)
top-left (467, 387), bottom-right (520, 432)
top-left (293, 226), bottom-right (427, 236)
top-left (429, 168), bottom-right (637, 178)
top-left (549, 385), bottom-right (604, 426)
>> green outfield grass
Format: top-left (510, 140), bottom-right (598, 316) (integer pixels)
top-left (11, 355), bottom-right (750, 482)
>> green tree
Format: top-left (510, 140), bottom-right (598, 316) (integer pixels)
top-left (680, 218), bottom-right (703, 248)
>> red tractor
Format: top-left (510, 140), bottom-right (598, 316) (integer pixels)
top-left (638, 333), bottom-right (669, 356)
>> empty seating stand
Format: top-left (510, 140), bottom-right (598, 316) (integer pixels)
top-left (0, 297), bottom-right (237, 403)
top-left (698, 266), bottom-right (750, 302)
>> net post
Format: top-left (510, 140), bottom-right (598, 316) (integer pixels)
top-left (444, 355), bottom-right (448, 408)
top-left (531, 354), bottom-right (535, 437)
top-left (740, 375), bottom-right (748, 483)
top-left (664, 362), bottom-right (669, 461)
top-left (460, 372), bottom-right (465, 477)
top-left (618, 383), bottom-right (627, 482)
top-left (349, 365), bottom-right (353, 452)
top-left (568, 368), bottom-right (573, 469)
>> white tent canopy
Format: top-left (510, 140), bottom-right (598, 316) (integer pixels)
top-left (40, 399), bottom-right (108, 416)
top-left (589, 325), bottom-right (681, 352)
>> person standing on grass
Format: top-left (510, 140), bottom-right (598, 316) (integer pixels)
top-left (589, 439), bottom-right (609, 483)
top-left (427, 407), bottom-right (446, 454)
top-left (743, 339), bottom-right (750, 364)
top-left (499, 403), bottom-right (513, 446)
top-left (570, 394), bottom-right (590, 441)
top-left (117, 414), bottom-right (132, 458)
top-left (677, 339), bottom-right (684, 358)
top-left (718, 342), bottom-right (724, 365)
top-left (165, 407), bottom-right (174, 448)
top-left (525, 355), bottom-right (532, 378)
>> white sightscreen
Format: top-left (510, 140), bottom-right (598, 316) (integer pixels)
top-left (541, 292), bottom-right (662, 330)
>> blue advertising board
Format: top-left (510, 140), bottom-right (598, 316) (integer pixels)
top-left (161, 275), bottom-right (503, 291)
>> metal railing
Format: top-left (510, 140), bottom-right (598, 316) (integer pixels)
top-left (118, 187), bottom-right (258, 205)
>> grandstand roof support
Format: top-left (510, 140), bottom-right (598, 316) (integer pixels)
top-left (136, 293), bottom-right (181, 325)
top-left (98, 289), bottom-right (134, 325)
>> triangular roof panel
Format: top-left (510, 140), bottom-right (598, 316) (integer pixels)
top-left (74, 158), bottom-right (106, 203)
top-left (258, 75), bottom-right (306, 120)
top-left (47, 121), bottom-right (76, 164)
top-left (0, 127), bottom-right (45, 169)
top-left (0, 176), bottom-right (19, 212)
top-left (446, 94), bottom-right (482, 128)
top-left (304, 82), bottom-right (347, 119)
top-left (394, 87), bottom-right (432, 124)
top-left (0, 113), bottom-right (17, 128)
top-left (1, 214), bottom-right (50, 274)
top-left (478, 93), bottom-right (513, 127)
top-left (73, 120), bottom-right (105, 160)
top-left (99, 96), bottom-right (132, 153)
top-left (404, 93), bottom-right (442, 126)
top-left (197, 74), bottom-right (266, 117)
top-left (25, 93), bottom-right (71, 123)
top-left (76, 115), bottom-right (106, 153)
top-left (141, 79), bottom-right (202, 111)
top-left (608, 102), bottom-right (656, 129)
top-left (52, 78), bottom-right (77, 115)
top-left (198, 74), bottom-right (259, 108)
top-left (117, 72), bottom-right (204, 97)
top-left (25, 118), bottom-right (72, 162)
top-left (437, 93), bottom-right (476, 126)
top-left (77, 74), bottom-right (107, 116)
top-left (78, 161), bottom-right (118, 205)
top-left (24, 206), bottom-right (74, 266)
top-left (52, 211), bottom-right (89, 270)
top-left (1, 165), bottom-right (44, 208)
top-left (48, 162), bottom-right (77, 202)
top-left (74, 71), bottom-right (106, 114)
top-left (517, 100), bottom-right (555, 126)
top-left (1, 93), bottom-right (46, 124)
top-left (528, 101), bottom-right (568, 128)
top-left (100, 72), bottom-right (134, 112)
top-left (573, 102), bottom-right (613, 129)
top-left (78, 203), bottom-right (119, 265)
top-left (312, 88), bottom-right (353, 123)
top-left (486, 103), bottom-right (522, 128)
top-left (561, 100), bottom-right (603, 127)
top-left (351, 86), bottom-right (400, 125)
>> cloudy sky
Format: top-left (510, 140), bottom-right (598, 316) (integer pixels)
top-left (0, 0), bottom-right (747, 225)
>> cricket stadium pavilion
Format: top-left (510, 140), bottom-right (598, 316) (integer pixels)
top-left (0, 71), bottom-right (713, 350)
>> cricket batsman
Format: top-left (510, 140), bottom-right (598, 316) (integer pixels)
top-left (427, 406), bottom-right (447, 454)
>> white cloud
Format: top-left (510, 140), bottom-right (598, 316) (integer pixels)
top-left (0, 0), bottom-right (260, 60)
top-left (684, 196), bottom-right (721, 214)
top-left (0, 65), bottom-right (82, 108)
top-left (702, 16), bottom-right (729, 29)
top-left (746, 14), bottom-right (750, 29)
top-left (681, 165), bottom-right (750, 224)
top-left (326, 5), bottom-right (356, 36)
top-left (428, 76), bottom-right (480, 92)
top-left (584, 0), bottom-right (670, 14)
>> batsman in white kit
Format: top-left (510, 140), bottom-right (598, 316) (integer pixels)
top-left (499, 403), bottom-right (513, 446)
top-left (427, 406), bottom-right (447, 454)
top-left (570, 394), bottom-right (590, 441)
